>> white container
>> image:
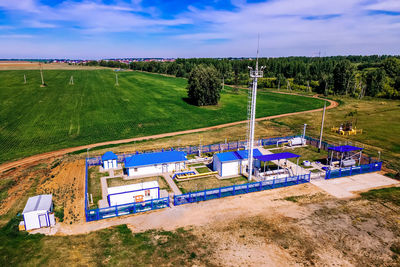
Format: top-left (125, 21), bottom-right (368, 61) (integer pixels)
top-left (303, 160), bottom-right (311, 167)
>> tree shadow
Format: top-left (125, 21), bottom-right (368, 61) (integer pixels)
top-left (182, 97), bottom-right (195, 106)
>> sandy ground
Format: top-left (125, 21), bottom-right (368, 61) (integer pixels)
top-left (0, 95), bottom-right (338, 173)
top-left (311, 172), bottom-right (400, 198)
top-left (0, 159), bottom-right (53, 217)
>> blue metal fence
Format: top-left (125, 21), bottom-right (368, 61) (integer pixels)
top-left (325, 162), bottom-right (382, 179)
top-left (173, 173), bottom-right (311, 206)
top-left (85, 197), bottom-right (170, 222)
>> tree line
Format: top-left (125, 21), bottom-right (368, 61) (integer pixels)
top-left (84, 55), bottom-right (400, 99)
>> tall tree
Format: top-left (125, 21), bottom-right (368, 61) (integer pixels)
top-left (382, 57), bottom-right (400, 78)
top-left (333, 60), bottom-right (355, 95)
top-left (187, 65), bottom-right (221, 106)
top-left (365, 68), bottom-right (386, 97)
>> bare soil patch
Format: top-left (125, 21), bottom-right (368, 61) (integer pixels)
top-left (38, 159), bottom-right (86, 224)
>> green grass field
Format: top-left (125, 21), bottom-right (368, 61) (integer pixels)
top-left (0, 69), bottom-right (324, 163)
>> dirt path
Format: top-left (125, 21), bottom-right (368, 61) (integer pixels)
top-left (0, 93), bottom-right (338, 173)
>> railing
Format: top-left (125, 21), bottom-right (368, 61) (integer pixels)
top-left (173, 173), bottom-right (311, 206)
top-left (85, 197), bottom-right (170, 222)
top-left (325, 162), bottom-right (382, 179)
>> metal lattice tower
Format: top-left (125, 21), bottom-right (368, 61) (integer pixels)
top-left (246, 39), bottom-right (264, 181)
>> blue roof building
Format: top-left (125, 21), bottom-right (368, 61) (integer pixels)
top-left (213, 149), bottom-right (262, 177)
top-left (101, 151), bottom-right (118, 170)
top-left (102, 151), bottom-right (118, 161)
top-left (124, 151), bottom-right (187, 177)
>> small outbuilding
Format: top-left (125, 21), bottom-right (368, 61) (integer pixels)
top-left (107, 181), bottom-right (160, 206)
top-left (102, 151), bottom-right (118, 170)
top-left (213, 149), bottom-right (262, 177)
top-left (22, 194), bottom-right (55, 231)
top-left (124, 150), bottom-right (187, 177)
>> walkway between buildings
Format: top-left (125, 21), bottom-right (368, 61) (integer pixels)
top-left (162, 173), bottom-right (182, 195)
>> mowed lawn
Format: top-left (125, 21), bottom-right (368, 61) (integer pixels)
top-left (0, 70), bottom-right (324, 163)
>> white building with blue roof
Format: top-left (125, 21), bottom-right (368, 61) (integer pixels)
top-left (124, 150), bottom-right (187, 177)
top-left (213, 149), bottom-right (262, 177)
top-left (102, 151), bottom-right (118, 170)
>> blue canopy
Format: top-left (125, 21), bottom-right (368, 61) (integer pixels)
top-left (328, 145), bottom-right (363, 153)
top-left (215, 149), bottom-right (262, 162)
top-left (101, 151), bottom-right (118, 161)
top-left (125, 150), bottom-right (187, 168)
top-left (254, 152), bottom-right (300, 162)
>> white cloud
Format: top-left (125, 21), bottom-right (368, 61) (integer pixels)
top-left (365, 0), bottom-right (400, 11)
top-left (0, 0), bottom-right (40, 13)
top-left (171, 0), bottom-right (400, 57)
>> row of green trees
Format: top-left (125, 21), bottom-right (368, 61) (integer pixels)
top-left (83, 55), bottom-right (400, 99)
top-left (126, 56), bottom-right (400, 99)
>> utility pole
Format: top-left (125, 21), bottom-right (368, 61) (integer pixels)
top-left (24, 74), bottom-right (26, 84)
top-left (69, 76), bottom-right (74, 85)
top-left (39, 63), bottom-right (45, 87)
top-left (247, 36), bottom-right (264, 181)
top-left (115, 74), bottom-right (119, 86)
top-left (318, 101), bottom-right (327, 153)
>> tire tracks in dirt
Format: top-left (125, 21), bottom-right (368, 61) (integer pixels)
top-left (0, 93), bottom-right (337, 172)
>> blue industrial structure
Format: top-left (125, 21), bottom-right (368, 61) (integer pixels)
top-left (328, 145), bottom-right (364, 167)
top-left (84, 135), bottom-right (383, 222)
top-left (254, 152), bottom-right (300, 162)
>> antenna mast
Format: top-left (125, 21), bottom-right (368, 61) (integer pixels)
top-left (247, 35), bottom-right (264, 181)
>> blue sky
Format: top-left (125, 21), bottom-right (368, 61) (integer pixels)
top-left (0, 0), bottom-right (399, 58)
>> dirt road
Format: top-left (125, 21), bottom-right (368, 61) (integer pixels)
top-left (0, 93), bottom-right (337, 173)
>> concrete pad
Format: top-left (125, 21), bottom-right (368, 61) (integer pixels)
top-left (311, 172), bottom-right (399, 198)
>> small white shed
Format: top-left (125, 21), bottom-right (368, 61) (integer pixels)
top-left (102, 151), bottom-right (118, 170)
top-left (107, 181), bottom-right (160, 206)
top-left (22, 194), bottom-right (55, 231)
top-left (213, 149), bottom-right (263, 177)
